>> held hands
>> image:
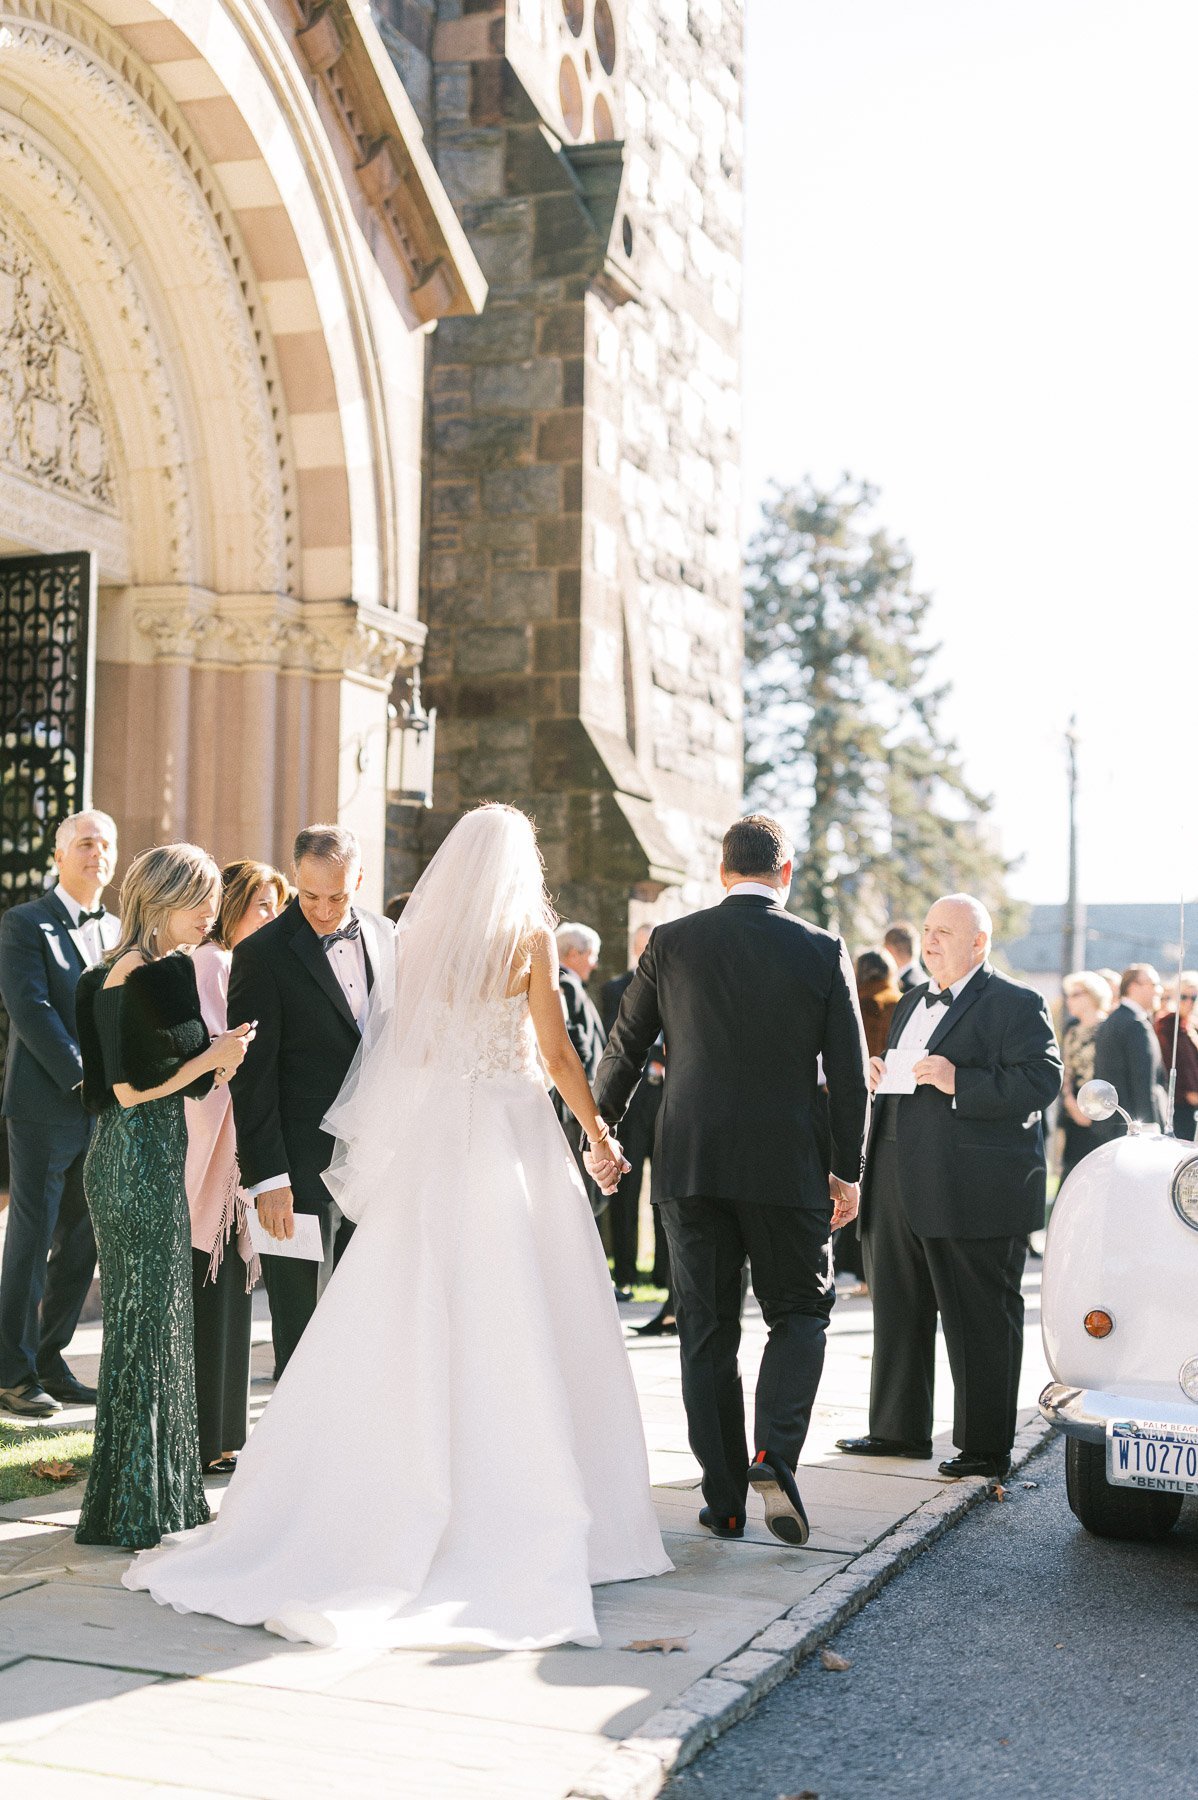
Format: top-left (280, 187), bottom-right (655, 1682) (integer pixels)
top-left (209, 1021), bottom-right (255, 1088)
top-left (583, 1132), bottom-right (630, 1197)
top-left (829, 1174), bottom-right (860, 1229)
top-left (257, 1184), bottom-right (295, 1241)
top-left (913, 1053), bottom-right (955, 1096)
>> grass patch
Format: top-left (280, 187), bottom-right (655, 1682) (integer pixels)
top-left (0, 1422), bottom-right (93, 1504)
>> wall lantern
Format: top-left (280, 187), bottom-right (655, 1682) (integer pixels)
top-left (387, 666), bottom-right (436, 808)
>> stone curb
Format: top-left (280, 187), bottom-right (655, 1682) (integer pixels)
top-left (567, 1416), bottom-right (1056, 1800)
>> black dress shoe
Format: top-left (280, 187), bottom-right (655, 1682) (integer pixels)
top-left (0, 1381), bottom-right (62, 1418)
top-left (835, 1434), bottom-right (933, 1460)
top-left (634, 1311), bottom-right (678, 1337)
top-left (39, 1372), bottom-right (97, 1406)
top-left (612, 1286), bottom-right (634, 1304)
top-left (747, 1451), bottom-right (810, 1546)
top-left (939, 1452), bottom-right (1011, 1480)
top-left (698, 1506), bottom-right (745, 1538)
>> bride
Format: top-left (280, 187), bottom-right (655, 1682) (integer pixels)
top-left (123, 805), bottom-right (671, 1650)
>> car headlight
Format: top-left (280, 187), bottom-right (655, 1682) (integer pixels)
top-left (1171, 1156), bottom-right (1198, 1231)
top-left (1181, 1357), bottom-right (1198, 1403)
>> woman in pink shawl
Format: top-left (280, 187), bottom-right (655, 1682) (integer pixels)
top-left (187, 860), bottom-right (287, 1472)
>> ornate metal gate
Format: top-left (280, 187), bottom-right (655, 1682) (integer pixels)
top-left (0, 551), bottom-right (96, 1182)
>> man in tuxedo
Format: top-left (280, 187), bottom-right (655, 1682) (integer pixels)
top-left (228, 824), bottom-right (394, 1376)
top-left (837, 896), bottom-right (1062, 1480)
top-left (600, 924), bottom-right (663, 1292)
top-left (884, 921), bottom-right (921, 992)
top-left (592, 815), bottom-right (869, 1545)
top-left (1092, 963), bottom-right (1167, 1139)
top-left (0, 811), bottom-right (121, 1415)
top-left (553, 922), bottom-right (608, 1223)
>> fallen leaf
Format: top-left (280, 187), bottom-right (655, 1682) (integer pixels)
top-left (1021, 1481), bottom-right (1039, 1490)
top-left (990, 1484), bottom-right (1006, 1502)
top-left (999, 1737), bottom-right (1009, 1745)
top-left (621, 1636), bottom-right (691, 1655)
top-left (1054, 1643), bottom-right (1064, 1650)
top-left (779, 1791), bottom-right (819, 1799)
top-left (30, 1459), bottom-right (76, 1483)
top-left (819, 1648), bottom-right (851, 1671)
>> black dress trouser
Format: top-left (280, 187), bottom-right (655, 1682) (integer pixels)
top-left (658, 1195), bottom-right (834, 1520)
top-left (862, 1137), bottom-right (1026, 1455)
top-left (606, 1080), bottom-right (661, 1285)
top-left (0, 1120), bottom-right (96, 1389)
top-left (260, 1205), bottom-right (354, 1378)
top-left (191, 1247), bottom-right (253, 1465)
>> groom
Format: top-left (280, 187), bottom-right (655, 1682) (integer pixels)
top-left (591, 815), bottom-right (870, 1544)
top-left (228, 824), bottom-right (394, 1375)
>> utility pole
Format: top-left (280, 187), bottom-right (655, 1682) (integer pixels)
top-left (1063, 717), bottom-right (1085, 977)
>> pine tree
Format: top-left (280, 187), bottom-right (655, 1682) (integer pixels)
top-left (744, 475), bottom-right (1019, 948)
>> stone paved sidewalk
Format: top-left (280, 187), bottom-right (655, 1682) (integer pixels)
top-left (0, 1265), bottom-right (1052, 1799)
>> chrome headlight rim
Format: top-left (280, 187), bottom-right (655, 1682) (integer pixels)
top-left (1170, 1155), bottom-right (1198, 1232)
top-left (1180, 1356), bottom-right (1198, 1403)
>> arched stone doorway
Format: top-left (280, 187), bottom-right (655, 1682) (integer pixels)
top-left (0, 0), bottom-right (484, 894)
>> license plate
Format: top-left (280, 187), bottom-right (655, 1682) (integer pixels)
top-left (1106, 1421), bottom-right (1198, 1493)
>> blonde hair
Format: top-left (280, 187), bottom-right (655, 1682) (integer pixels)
top-left (1063, 970), bottom-right (1112, 1010)
top-left (214, 859), bottom-right (288, 949)
top-left (108, 843), bottom-right (220, 963)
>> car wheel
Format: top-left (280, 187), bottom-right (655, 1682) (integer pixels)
top-left (1064, 1436), bottom-right (1184, 1541)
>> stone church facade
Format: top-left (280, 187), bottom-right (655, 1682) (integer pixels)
top-left (1, 0), bottom-right (743, 960)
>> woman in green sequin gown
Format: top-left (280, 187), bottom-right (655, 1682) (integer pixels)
top-left (74, 844), bottom-right (254, 1550)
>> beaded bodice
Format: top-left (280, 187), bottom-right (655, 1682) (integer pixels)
top-left (426, 993), bottom-right (544, 1084)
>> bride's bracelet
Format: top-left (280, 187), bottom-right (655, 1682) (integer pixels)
top-left (588, 1121), bottom-right (611, 1150)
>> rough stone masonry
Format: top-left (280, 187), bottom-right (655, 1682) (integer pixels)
top-left (381, 0), bottom-right (744, 974)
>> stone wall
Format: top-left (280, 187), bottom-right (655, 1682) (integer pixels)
top-left (386, 0), bottom-right (744, 974)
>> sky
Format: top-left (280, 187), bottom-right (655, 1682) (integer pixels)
top-left (741, 0), bottom-right (1198, 904)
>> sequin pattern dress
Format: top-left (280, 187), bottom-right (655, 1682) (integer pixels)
top-left (76, 986), bottom-right (210, 1548)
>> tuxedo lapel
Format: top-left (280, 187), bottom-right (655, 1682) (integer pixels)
top-left (884, 986), bottom-right (927, 1050)
top-left (42, 889), bottom-right (86, 971)
top-left (358, 912), bottom-right (378, 997)
top-left (289, 920), bottom-right (360, 1033)
top-left (927, 965), bottom-right (993, 1055)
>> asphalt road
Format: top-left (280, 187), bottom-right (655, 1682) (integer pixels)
top-left (665, 1438), bottom-right (1198, 1800)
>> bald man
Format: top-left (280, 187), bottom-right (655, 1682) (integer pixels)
top-left (837, 895), bottom-right (1062, 1480)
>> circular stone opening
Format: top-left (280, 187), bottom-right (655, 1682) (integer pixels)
top-left (562, 0), bottom-right (585, 38)
top-left (559, 56), bottom-right (584, 138)
top-left (593, 92), bottom-right (615, 140)
top-left (594, 0), bottom-right (617, 74)
top-left (621, 212), bottom-right (634, 257)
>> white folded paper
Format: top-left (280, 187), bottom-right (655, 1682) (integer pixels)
top-left (246, 1208), bottom-right (324, 1261)
top-left (874, 1057), bottom-right (917, 1096)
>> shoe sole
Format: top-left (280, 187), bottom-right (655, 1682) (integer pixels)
top-left (747, 1470), bottom-right (810, 1546)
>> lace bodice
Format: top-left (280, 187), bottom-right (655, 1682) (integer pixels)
top-left (426, 993), bottom-right (545, 1084)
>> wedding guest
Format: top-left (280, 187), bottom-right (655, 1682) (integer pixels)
top-left (883, 922), bottom-right (921, 992)
top-left (384, 892), bottom-right (412, 923)
top-left (1058, 970), bottom-right (1112, 1176)
top-left (553, 922), bottom-right (609, 1228)
top-left (1155, 971), bottom-right (1198, 1140)
top-left (74, 844), bottom-right (252, 1547)
top-left (839, 947), bottom-right (904, 1293)
top-left (186, 860), bottom-right (286, 1472)
top-left (0, 811), bottom-right (121, 1418)
top-left (1092, 964), bottom-right (1168, 1141)
top-left (837, 896), bottom-right (1062, 1480)
top-left (602, 924), bottom-right (674, 1333)
top-left (856, 947), bottom-right (903, 1058)
top-left (227, 826), bottom-right (395, 1377)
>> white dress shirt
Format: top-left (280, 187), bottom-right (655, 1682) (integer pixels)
top-left (726, 881), bottom-right (786, 902)
top-left (56, 886), bottom-right (108, 968)
top-left (876, 963), bottom-right (986, 1095)
top-left (248, 915), bottom-right (369, 1200)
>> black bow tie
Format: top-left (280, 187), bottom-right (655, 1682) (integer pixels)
top-left (77, 907), bottom-right (106, 925)
top-left (926, 987), bottom-right (953, 1008)
top-left (321, 916), bottom-right (361, 951)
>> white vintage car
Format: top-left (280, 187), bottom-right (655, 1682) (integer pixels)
top-left (1039, 1078), bottom-right (1198, 1540)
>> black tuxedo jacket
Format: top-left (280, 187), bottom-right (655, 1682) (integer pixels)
top-left (0, 889), bottom-right (121, 1132)
top-left (864, 967), bottom-right (1063, 1239)
top-left (594, 894), bottom-right (870, 1209)
top-left (226, 899), bottom-right (392, 1211)
top-left (1092, 1002), bottom-right (1167, 1137)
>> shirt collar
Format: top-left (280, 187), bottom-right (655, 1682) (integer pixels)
top-left (725, 881), bottom-right (785, 903)
top-left (1120, 996), bottom-right (1147, 1021)
top-left (54, 887), bottom-right (85, 928)
top-left (929, 961), bottom-right (988, 1002)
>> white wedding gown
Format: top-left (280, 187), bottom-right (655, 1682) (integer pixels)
top-left (123, 994), bottom-right (671, 1650)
